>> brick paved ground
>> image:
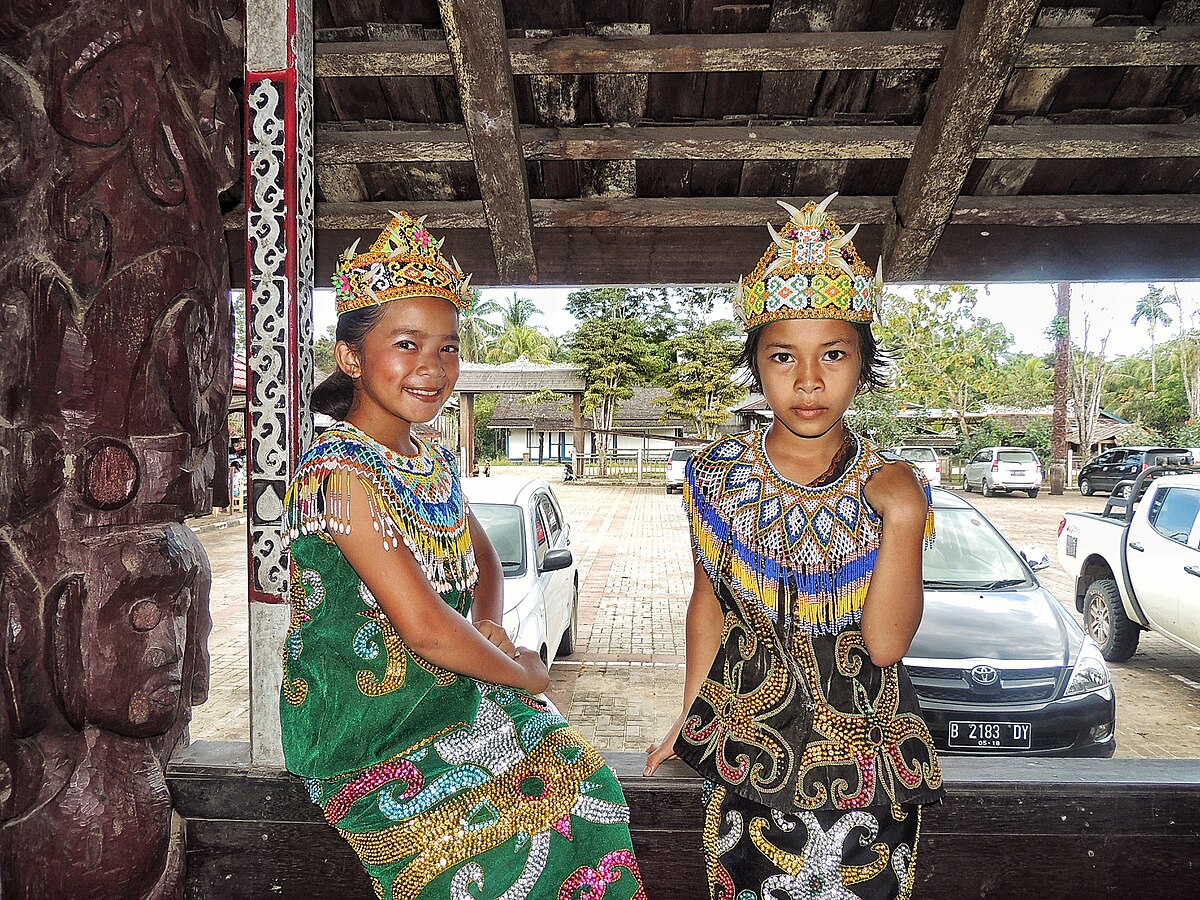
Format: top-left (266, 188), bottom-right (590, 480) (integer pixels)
top-left (189, 473), bottom-right (1200, 759)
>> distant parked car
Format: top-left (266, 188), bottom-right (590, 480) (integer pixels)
top-left (463, 478), bottom-right (579, 667)
top-left (890, 445), bottom-right (942, 487)
top-left (907, 489), bottom-right (1116, 757)
top-left (963, 446), bottom-right (1043, 498)
top-left (665, 446), bottom-right (694, 494)
top-left (1077, 446), bottom-right (1193, 498)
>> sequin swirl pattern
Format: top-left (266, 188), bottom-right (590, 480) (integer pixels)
top-left (678, 429), bottom-right (944, 817)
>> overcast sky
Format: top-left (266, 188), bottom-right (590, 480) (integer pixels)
top-left (312, 281), bottom-right (1200, 361)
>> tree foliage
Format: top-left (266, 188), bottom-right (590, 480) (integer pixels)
top-left (656, 320), bottom-right (745, 439)
top-left (876, 284), bottom-right (1012, 435)
top-left (567, 315), bottom-right (656, 472)
top-left (314, 323), bottom-right (337, 376)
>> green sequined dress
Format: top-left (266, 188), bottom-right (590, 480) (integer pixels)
top-left (280, 422), bottom-right (645, 900)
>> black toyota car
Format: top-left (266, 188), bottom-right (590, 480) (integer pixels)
top-left (904, 489), bottom-right (1116, 757)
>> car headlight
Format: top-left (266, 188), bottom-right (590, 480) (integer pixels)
top-left (1064, 638), bottom-right (1112, 697)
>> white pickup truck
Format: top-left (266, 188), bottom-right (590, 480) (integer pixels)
top-left (1058, 470), bottom-right (1200, 661)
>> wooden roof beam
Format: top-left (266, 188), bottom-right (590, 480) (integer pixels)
top-left (315, 27), bottom-right (1200, 77)
top-left (222, 195), bottom-right (1200, 232)
top-left (436, 0), bottom-right (536, 282)
top-left (884, 0), bottom-right (1041, 281)
top-left (314, 124), bottom-right (1200, 164)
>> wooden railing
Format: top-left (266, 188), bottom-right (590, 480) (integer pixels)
top-left (169, 741), bottom-right (1200, 899)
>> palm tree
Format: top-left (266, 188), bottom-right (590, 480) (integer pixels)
top-left (1132, 285), bottom-right (1176, 392)
top-left (497, 292), bottom-right (540, 330)
top-left (458, 290), bottom-right (501, 363)
top-left (486, 324), bottom-right (555, 364)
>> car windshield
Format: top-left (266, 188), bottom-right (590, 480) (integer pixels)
top-left (670, 448), bottom-right (692, 461)
top-left (899, 448), bottom-right (936, 463)
top-left (998, 450), bottom-right (1037, 465)
top-left (471, 503), bottom-right (526, 576)
top-left (923, 506), bottom-right (1032, 589)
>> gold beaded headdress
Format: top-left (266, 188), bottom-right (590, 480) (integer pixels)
top-left (734, 193), bottom-right (882, 330)
top-left (333, 211), bottom-right (473, 316)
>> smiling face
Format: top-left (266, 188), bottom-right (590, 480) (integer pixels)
top-left (336, 296), bottom-right (461, 443)
top-left (755, 317), bottom-right (863, 440)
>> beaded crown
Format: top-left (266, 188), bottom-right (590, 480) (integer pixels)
top-left (734, 193), bottom-right (882, 330)
top-left (333, 211), bottom-right (473, 317)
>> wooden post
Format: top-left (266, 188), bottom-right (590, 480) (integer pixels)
top-left (573, 392), bottom-right (586, 477)
top-left (245, 0), bottom-right (316, 768)
top-left (460, 391), bottom-right (476, 477)
top-left (884, 0), bottom-right (1040, 280)
top-left (437, 0), bottom-right (537, 283)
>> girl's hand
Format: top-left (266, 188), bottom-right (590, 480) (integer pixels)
top-left (475, 619), bottom-right (519, 659)
top-left (865, 461), bottom-right (928, 529)
top-left (516, 648), bottom-right (550, 694)
top-left (644, 717), bottom-right (683, 776)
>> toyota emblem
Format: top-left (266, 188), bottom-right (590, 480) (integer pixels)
top-left (970, 665), bottom-right (999, 686)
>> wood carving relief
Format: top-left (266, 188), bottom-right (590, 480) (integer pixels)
top-left (0, 1), bottom-right (241, 896)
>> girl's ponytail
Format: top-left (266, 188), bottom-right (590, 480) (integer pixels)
top-left (311, 370), bottom-right (357, 419)
top-left (310, 304), bottom-right (387, 420)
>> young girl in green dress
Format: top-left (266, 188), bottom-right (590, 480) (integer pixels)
top-left (645, 195), bottom-right (944, 899)
top-left (281, 212), bottom-right (645, 900)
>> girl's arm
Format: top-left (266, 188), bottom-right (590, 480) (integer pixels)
top-left (645, 553), bottom-right (724, 775)
top-left (860, 461), bottom-right (929, 667)
top-left (331, 474), bottom-right (549, 694)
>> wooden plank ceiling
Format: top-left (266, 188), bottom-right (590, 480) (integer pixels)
top-left (227, 0), bottom-right (1200, 285)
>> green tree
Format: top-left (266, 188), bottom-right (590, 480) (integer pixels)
top-left (1131, 285), bottom-right (1176, 392)
top-left (568, 316), bottom-right (655, 474)
top-left (876, 285), bottom-right (1012, 438)
top-left (657, 320), bottom-right (745, 439)
top-left (849, 390), bottom-right (921, 448)
top-left (314, 323), bottom-right (336, 375)
top-left (473, 393), bottom-right (501, 460)
top-left (459, 290), bottom-right (501, 363)
top-left (497, 292), bottom-right (541, 329)
top-left (485, 324), bottom-right (557, 364)
top-left (232, 290), bottom-right (246, 359)
top-left (989, 353), bottom-right (1054, 408)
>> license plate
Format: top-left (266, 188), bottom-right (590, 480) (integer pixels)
top-left (948, 721), bottom-right (1031, 749)
top-left (1011, 470), bottom-right (1026, 476)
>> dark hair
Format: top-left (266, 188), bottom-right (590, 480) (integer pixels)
top-left (310, 305), bottom-right (388, 419)
top-left (735, 320), bottom-right (892, 394)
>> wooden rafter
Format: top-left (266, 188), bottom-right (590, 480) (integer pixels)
top-left (315, 27), bottom-right (1200, 77)
top-left (436, 0), bottom-right (536, 282)
top-left (222, 195), bottom-right (1200, 232)
top-left (884, 0), bottom-right (1041, 281)
top-left (314, 124), bottom-right (1200, 164)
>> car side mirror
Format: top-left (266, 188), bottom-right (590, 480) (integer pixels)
top-left (1020, 547), bottom-right (1051, 571)
top-left (540, 548), bottom-right (573, 572)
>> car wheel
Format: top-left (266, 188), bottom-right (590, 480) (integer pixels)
top-left (557, 579), bottom-right (579, 657)
top-left (1084, 579), bottom-right (1140, 662)
top-left (1080, 477), bottom-right (1093, 497)
top-left (1027, 489), bottom-right (1039, 498)
top-left (962, 473), bottom-right (971, 493)
top-left (1117, 484), bottom-right (1132, 500)
top-left (982, 478), bottom-right (994, 498)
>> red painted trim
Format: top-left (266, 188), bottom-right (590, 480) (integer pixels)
top-left (251, 589), bottom-right (287, 605)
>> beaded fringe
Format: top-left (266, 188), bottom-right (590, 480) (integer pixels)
top-left (285, 457), bottom-right (477, 594)
top-left (684, 449), bottom-right (935, 634)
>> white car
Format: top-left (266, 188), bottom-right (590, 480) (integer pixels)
top-left (890, 445), bottom-right (942, 487)
top-left (463, 477), bottom-right (579, 667)
top-left (665, 446), bottom-right (693, 494)
top-left (963, 446), bottom-right (1043, 498)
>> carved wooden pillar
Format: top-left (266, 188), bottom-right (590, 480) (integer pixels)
top-left (0, 1), bottom-right (241, 896)
top-left (244, 0), bottom-right (315, 767)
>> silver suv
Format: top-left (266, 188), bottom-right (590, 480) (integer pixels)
top-left (963, 446), bottom-right (1043, 498)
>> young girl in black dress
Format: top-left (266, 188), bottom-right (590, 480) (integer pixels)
top-left (646, 195), bottom-right (943, 899)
